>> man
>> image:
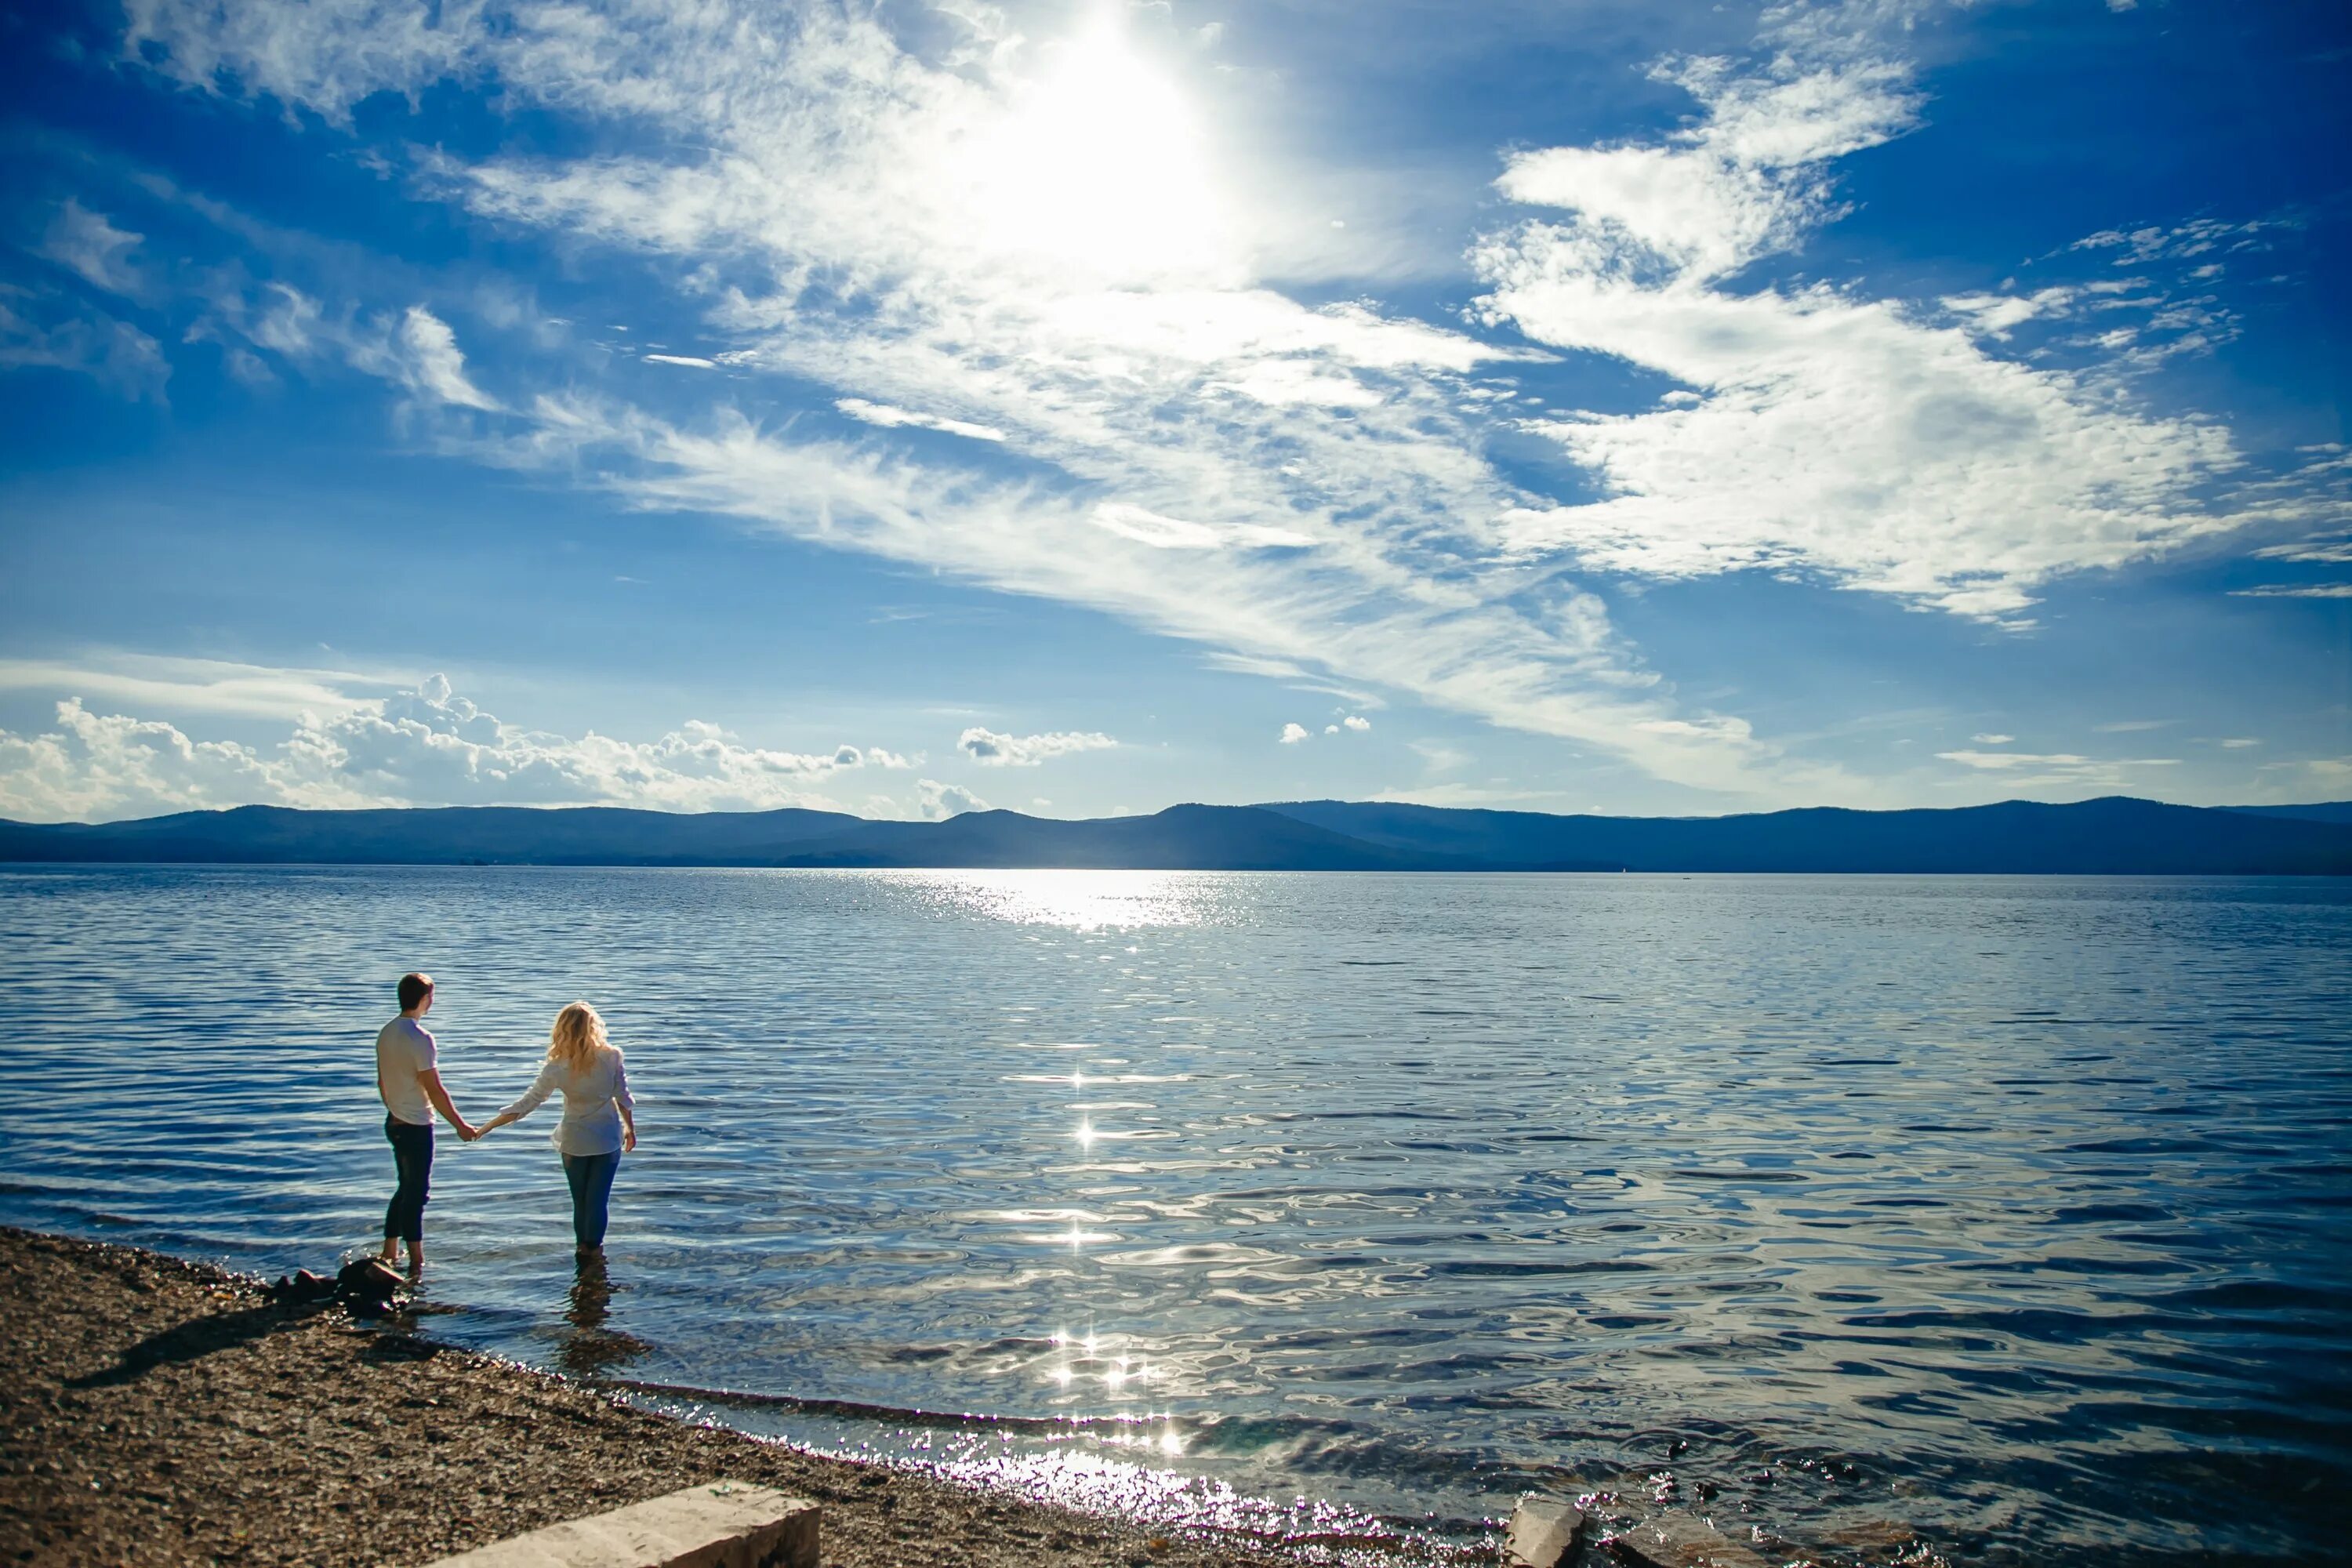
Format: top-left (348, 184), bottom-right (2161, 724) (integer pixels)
top-left (376, 971), bottom-right (479, 1277)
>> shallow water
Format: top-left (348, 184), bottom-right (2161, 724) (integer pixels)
top-left (1, 866), bottom-right (2347, 1563)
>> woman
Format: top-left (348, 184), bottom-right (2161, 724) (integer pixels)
top-left (481, 1001), bottom-right (637, 1250)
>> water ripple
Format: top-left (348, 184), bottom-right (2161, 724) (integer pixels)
top-left (0, 866), bottom-right (2347, 1565)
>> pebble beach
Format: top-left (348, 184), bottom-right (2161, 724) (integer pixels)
top-left (0, 1229), bottom-right (1313, 1568)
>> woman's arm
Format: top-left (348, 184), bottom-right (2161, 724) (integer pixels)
top-left (481, 1058), bottom-right (560, 1134)
top-left (614, 1055), bottom-right (636, 1152)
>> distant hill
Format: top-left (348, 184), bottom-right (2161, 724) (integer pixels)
top-left (0, 803), bottom-right (862, 865)
top-left (1258, 797), bottom-right (2352, 876)
top-left (2223, 801), bottom-right (2352, 826)
top-left (1, 797), bottom-right (2347, 874)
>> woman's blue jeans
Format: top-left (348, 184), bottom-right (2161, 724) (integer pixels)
top-left (563, 1150), bottom-right (622, 1247)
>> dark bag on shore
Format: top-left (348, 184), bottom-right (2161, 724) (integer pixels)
top-left (265, 1268), bottom-right (338, 1305)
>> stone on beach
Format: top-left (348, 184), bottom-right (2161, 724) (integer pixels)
top-left (1604, 1510), bottom-right (1769, 1568)
top-left (423, 1480), bottom-right (816, 1568)
top-left (1503, 1494), bottom-right (1584, 1567)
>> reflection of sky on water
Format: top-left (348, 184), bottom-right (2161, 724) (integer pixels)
top-left (4, 867), bottom-right (2349, 1566)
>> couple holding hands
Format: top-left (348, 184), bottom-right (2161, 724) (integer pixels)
top-left (374, 971), bottom-right (637, 1277)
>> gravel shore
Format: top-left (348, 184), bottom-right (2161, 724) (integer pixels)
top-left (0, 1229), bottom-right (1326, 1568)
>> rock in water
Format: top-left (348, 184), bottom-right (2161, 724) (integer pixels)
top-left (336, 1257), bottom-right (407, 1312)
top-left (1605, 1511), bottom-right (1769, 1568)
top-left (1505, 1496), bottom-right (1584, 1568)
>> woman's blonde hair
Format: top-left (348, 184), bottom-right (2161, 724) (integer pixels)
top-left (548, 1001), bottom-right (613, 1073)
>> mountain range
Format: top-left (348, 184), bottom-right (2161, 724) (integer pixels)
top-left (2, 797), bottom-right (2349, 873)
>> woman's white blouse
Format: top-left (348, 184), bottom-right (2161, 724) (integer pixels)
top-left (497, 1047), bottom-right (633, 1156)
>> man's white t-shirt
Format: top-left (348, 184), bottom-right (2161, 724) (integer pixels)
top-left (376, 1016), bottom-right (438, 1126)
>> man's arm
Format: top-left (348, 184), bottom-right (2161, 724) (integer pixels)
top-left (418, 1069), bottom-right (479, 1141)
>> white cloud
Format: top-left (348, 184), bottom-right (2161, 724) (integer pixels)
top-left (0, 652), bottom-right (381, 720)
top-left (2093, 719), bottom-right (2172, 733)
top-left (0, 295), bottom-right (169, 401)
top-left (194, 283), bottom-right (500, 415)
top-left (836, 397), bottom-right (1006, 443)
top-left (2220, 738), bottom-right (2260, 749)
top-left (380, 304), bottom-right (499, 411)
top-left (2255, 530), bottom-right (2352, 564)
top-left (1934, 748), bottom-right (2180, 791)
top-left (103, 0), bottom-right (2328, 804)
top-left (2230, 583), bottom-right (2352, 599)
top-left (1473, 49), bottom-right (2299, 623)
top-left (2070, 217), bottom-right (2284, 267)
top-left (38, 201), bottom-right (145, 296)
top-left (1970, 732), bottom-right (2014, 745)
top-left (1279, 722), bottom-right (1311, 745)
top-left (956, 726), bottom-right (1116, 767)
top-left (0, 674), bottom-right (917, 822)
top-left (1342, 714), bottom-right (1371, 731)
top-left (646, 353), bottom-right (719, 368)
top-left (117, 4), bottom-right (1788, 790)
top-left (916, 778), bottom-right (989, 819)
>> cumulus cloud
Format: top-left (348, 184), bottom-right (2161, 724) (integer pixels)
top-left (916, 778), bottom-right (988, 819)
top-left (1279, 722), bottom-right (1310, 744)
top-left (1342, 714), bottom-right (1371, 731)
top-left (0, 674), bottom-right (916, 822)
top-left (956, 727), bottom-right (1116, 767)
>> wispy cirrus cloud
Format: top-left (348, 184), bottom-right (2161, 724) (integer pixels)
top-left (37, 200), bottom-right (147, 297)
top-left (91, 0), bottom-right (2343, 804)
top-left (2228, 583), bottom-right (2352, 599)
top-left (1471, 45), bottom-right (2296, 625)
top-left (836, 398), bottom-right (1006, 444)
top-left (1934, 747), bottom-right (2180, 791)
top-left (0, 291), bottom-right (169, 401)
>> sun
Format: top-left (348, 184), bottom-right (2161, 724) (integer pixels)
top-left (961, 16), bottom-right (1233, 285)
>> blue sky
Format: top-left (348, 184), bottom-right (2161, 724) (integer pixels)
top-left (0, 0), bottom-right (2346, 823)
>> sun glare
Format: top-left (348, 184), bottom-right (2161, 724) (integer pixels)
top-left (965, 19), bottom-right (1232, 282)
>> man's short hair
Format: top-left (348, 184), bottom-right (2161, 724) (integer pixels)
top-left (397, 972), bottom-right (434, 1011)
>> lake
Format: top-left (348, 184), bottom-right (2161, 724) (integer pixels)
top-left (0, 866), bottom-right (2345, 1565)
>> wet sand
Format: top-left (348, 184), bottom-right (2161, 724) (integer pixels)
top-left (0, 1229), bottom-right (1320, 1568)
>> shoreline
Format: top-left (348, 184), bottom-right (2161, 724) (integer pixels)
top-left (0, 1228), bottom-right (1366, 1567)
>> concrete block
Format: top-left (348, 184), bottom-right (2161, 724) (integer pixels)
top-left (1604, 1510), bottom-right (1769, 1568)
top-left (425, 1480), bottom-right (818, 1568)
top-left (1504, 1494), bottom-right (1584, 1568)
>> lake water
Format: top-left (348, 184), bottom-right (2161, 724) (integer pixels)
top-left (0, 866), bottom-right (2346, 1564)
